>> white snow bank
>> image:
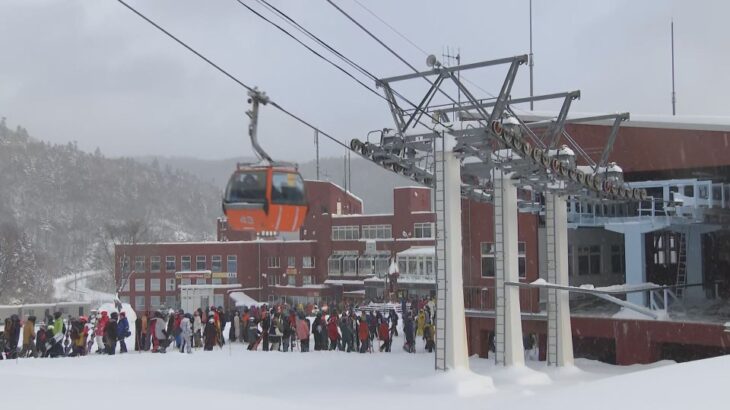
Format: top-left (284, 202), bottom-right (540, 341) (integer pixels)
top-left (229, 291), bottom-right (262, 307)
top-left (96, 302), bottom-right (136, 352)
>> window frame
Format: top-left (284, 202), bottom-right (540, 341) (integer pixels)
top-left (480, 242), bottom-right (495, 278)
top-left (165, 256), bottom-right (176, 273)
top-left (150, 256), bottom-right (161, 273)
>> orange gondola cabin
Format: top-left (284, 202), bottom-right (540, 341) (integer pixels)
top-left (223, 163), bottom-right (308, 233)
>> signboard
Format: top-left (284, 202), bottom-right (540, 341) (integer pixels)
top-left (175, 271), bottom-right (211, 279)
top-left (212, 272), bottom-right (237, 279)
top-left (285, 268), bottom-right (298, 275)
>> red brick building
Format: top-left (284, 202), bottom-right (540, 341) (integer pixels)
top-left (116, 117), bottom-right (730, 365)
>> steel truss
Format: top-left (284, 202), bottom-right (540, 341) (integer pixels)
top-left (350, 55), bottom-right (646, 205)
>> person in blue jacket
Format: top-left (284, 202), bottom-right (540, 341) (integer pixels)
top-left (117, 311), bottom-right (130, 354)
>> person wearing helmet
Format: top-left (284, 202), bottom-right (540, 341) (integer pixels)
top-left (203, 317), bottom-right (217, 351)
top-left (94, 311), bottom-right (109, 354)
top-left (179, 313), bottom-right (192, 354)
top-left (104, 312), bottom-right (119, 355)
top-left (117, 312), bottom-right (130, 354)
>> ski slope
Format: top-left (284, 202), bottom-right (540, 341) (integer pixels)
top-left (0, 342), bottom-right (726, 409)
top-left (53, 270), bottom-right (115, 304)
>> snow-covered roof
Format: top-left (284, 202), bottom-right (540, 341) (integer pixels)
top-left (324, 279), bottom-right (365, 286)
top-left (397, 246), bottom-right (435, 257)
top-left (229, 291), bottom-right (262, 307)
top-left (522, 110), bottom-right (730, 133)
top-left (179, 284), bottom-right (241, 289)
top-left (305, 179), bottom-right (364, 206)
top-left (332, 213), bottom-right (392, 218)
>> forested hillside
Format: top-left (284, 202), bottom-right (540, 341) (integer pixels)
top-left (0, 119), bottom-right (221, 303)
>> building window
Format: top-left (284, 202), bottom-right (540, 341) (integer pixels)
top-left (180, 278), bottom-right (192, 286)
top-left (268, 257), bottom-right (281, 268)
top-left (211, 255), bottom-right (222, 273)
top-left (196, 255), bottom-right (206, 271)
top-left (287, 275), bottom-right (296, 286)
top-left (303, 275), bottom-right (313, 285)
top-left (121, 280), bottom-right (130, 292)
top-left (328, 255), bottom-right (342, 275)
top-left (611, 245), bottom-right (625, 274)
top-left (481, 243), bottom-right (495, 277)
top-left (150, 278), bottom-right (161, 292)
top-left (361, 224), bottom-right (392, 239)
top-left (287, 256), bottom-right (296, 268)
top-left (518, 242), bottom-right (527, 278)
top-left (150, 256), bottom-right (161, 273)
top-left (578, 245), bottom-right (601, 275)
top-left (135, 256), bottom-right (145, 273)
top-left (414, 223), bottom-right (434, 239)
top-left (165, 256), bottom-right (176, 272)
top-left (302, 256), bottom-right (315, 268)
top-left (343, 255), bottom-right (358, 275)
top-left (121, 256), bottom-right (130, 274)
top-left (268, 275), bottom-right (279, 286)
top-left (227, 255), bottom-right (237, 273)
top-left (165, 278), bottom-right (175, 292)
top-left (211, 278), bottom-right (223, 285)
top-left (164, 296), bottom-right (177, 309)
top-left (181, 256), bottom-right (191, 271)
top-left (135, 296), bottom-right (145, 311)
top-left (134, 278), bottom-right (146, 292)
top-left (332, 225), bottom-right (359, 241)
top-left (150, 296), bottom-right (161, 310)
top-left (195, 278), bottom-right (206, 285)
top-left (119, 295), bottom-right (130, 305)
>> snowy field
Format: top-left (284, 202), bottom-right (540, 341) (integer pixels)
top-left (1, 337), bottom-right (727, 409)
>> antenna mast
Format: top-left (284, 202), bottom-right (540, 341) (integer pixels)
top-left (671, 20), bottom-right (676, 116)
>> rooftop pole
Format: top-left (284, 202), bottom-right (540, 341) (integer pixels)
top-left (671, 19), bottom-right (676, 116)
top-left (529, 0), bottom-right (534, 111)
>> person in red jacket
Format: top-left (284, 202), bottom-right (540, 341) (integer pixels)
top-left (94, 311), bottom-right (109, 354)
top-left (358, 313), bottom-right (370, 353)
top-left (327, 311), bottom-right (340, 351)
top-left (378, 318), bottom-right (391, 352)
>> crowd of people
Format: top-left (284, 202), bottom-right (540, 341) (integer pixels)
top-left (1, 298), bottom-right (437, 359)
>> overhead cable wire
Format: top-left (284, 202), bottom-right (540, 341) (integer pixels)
top-left (116, 0), bottom-right (352, 152)
top-left (325, 0), bottom-right (460, 107)
top-left (242, 0), bottom-right (451, 131)
top-left (234, 0), bottom-right (383, 100)
top-left (349, 0), bottom-right (498, 100)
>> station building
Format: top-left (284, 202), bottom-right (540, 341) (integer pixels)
top-left (116, 116), bottom-right (730, 365)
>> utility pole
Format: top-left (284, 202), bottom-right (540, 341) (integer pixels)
top-left (314, 128), bottom-right (320, 180)
top-left (529, 0), bottom-right (534, 110)
top-left (671, 19), bottom-right (677, 116)
top-left (348, 150), bottom-right (352, 192)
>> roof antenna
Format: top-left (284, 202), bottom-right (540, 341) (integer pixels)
top-left (671, 19), bottom-right (677, 116)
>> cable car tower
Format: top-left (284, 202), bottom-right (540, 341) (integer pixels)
top-left (351, 53), bottom-right (639, 371)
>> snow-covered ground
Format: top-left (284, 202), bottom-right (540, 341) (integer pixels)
top-left (2, 324), bottom-right (727, 410)
top-left (53, 270), bottom-right (115, 303)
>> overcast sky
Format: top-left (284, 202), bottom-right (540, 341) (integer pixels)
top-left (1, 0), bottom-right (727, 161)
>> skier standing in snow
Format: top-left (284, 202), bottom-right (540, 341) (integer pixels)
top-left (232, 310), bottom-right (240, 343)
top-left (296, 312), bottom-right (310, 352)
top-left (378, 316), bottom-right (391, 352)
top-left (203, 317), bottom-right (217, 351)
top-left (104, 312), bottom-right (119, 355)
top-left (339, 312), bottom-right (353, 353)
top-left (179, 313), bottom-right (192, 353)
top-left (20, 316), bottom-right (36, 358)
top-left (327, 311), bottom-right (340, 351)
top-left (403, 312), bottom-right (415, 353)
top-left (193, 311), bottom-right (202, 348)
top-left (94, 311), bottom-right (108, 354)
top-left (117, 311), bottom-right (130, 353)
top-left (358, 313), bottom-right (370, 353)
